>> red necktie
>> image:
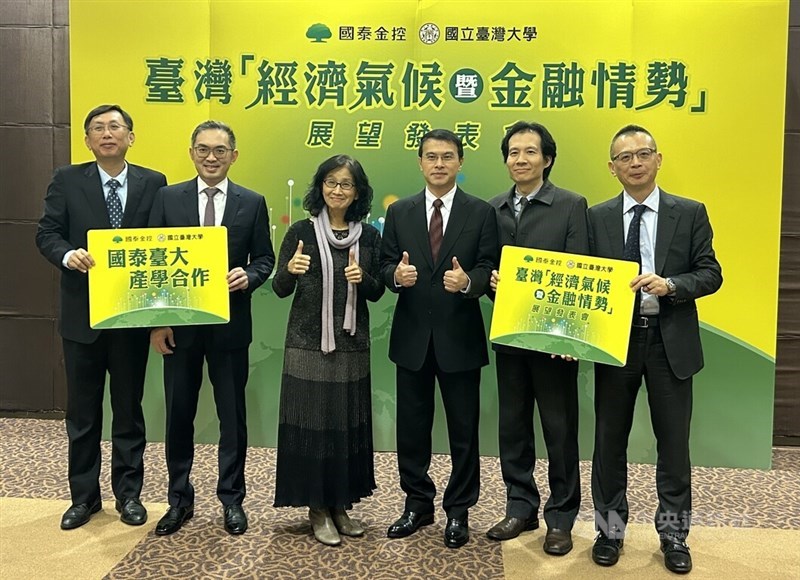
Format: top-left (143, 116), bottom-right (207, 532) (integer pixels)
top-left (429, 198), bottom-right (444, 262)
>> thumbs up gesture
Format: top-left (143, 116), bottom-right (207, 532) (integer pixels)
top-left (394, 250), bottom-right (417, 287)
top-left (443, 256), bottom-right (469, 293)
top-left (344, 247), bottom-right (363, 284)
top-left (287, 239), bottom-right (310, 275)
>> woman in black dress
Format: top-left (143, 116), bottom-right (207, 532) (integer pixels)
top-left (272, 154), bottom-right (384, 545)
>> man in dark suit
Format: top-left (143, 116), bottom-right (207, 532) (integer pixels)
top-left (36, 104), bottom-right (167, 530)
top-left (381, 129), bottom-right (498, 549)
top-left (588, 125), bottom-right (722, 574)
top-left (148, 120), bottom-right (274, 536)
top-left (485, 122), bottom-right (588, 555)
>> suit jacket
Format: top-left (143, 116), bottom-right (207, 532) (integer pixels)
top-left (148, 178), bottom-right (274, 350)
top-left (488, 180), bottom-right (590, 354)
top-left (36, 161), bottom-right (167, 344)
top-left (588, 189), bottom-right (722, 379)
top-left (380, 187), bottom-right (498, 373)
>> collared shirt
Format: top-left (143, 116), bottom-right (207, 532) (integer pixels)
top-left (62, 163), bottom-right (129, 268)
top-left (425, 185), bottom-right (456, 233)
top-left (197, 177), bottom-right (229, 227)
top-left (514, 183), bottom-right (544, 218)
top-left (623, 186), bottom-right (660, 315)
top-left (98, 162), bottom-right (129, 210)
top-left (421, 185), bottom-right (470, 292)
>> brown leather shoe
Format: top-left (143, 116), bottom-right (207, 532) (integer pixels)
top-left (486, 516), bottom-right (539, 541)
top-left (543, 528), bottom-right (573, 555)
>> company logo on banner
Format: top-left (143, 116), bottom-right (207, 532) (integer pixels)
top-left (490, 246), bottom-right (639, 365)
top-left (87, 227), bottom-right (230, 329)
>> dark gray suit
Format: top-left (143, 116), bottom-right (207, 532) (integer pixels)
top-left (488, 181), bottom-right (588, 530)
top-left (36, 161), bottom-right (167, 505)
top-left (588, 189), bottom-right (722, 540)
top-left (148, 178), bottom-right (274, 508)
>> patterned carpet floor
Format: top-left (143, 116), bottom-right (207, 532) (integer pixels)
top-left (1, 418), bottom-right (798, 579)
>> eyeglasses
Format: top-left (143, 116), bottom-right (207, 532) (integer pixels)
top-left (193, 146), bottom-right (233, 158)
top-left (323, 178), bottom-right (355, 191)
top-left (87, 123), bottom-right (129, 134)
top-left (422, 153), bottom-right (459, 164)
top-left (611, 148), bottom-right (657, 164)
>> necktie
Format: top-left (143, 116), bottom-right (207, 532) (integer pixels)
top-left (516, 196), bottom-right (528, 222)
top-left (623, 204), bottom-right (647, 270)
top-left (429, 198), bottom-right (444, 262)
top-left (106, 178), bottom-right (123, 229)
top-left (624, 204), bottom-right (647, 317)
top-left (203, 187), bottom-right (219, 226)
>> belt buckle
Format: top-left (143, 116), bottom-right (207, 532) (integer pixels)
top-left (633, 316), bottom-right (649, 328)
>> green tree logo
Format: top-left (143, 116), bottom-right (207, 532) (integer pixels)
top-left (306, 23), bottom-right (332, 43)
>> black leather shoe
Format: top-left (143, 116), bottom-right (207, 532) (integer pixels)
top-left (543, 528), bottom-right (573, 555)
top-left (224, 504), bottom-right (248, 535)
top-left (115, 497), bottom-right (147, 526)
top-left (486, 516), bottom-right (539, 541)
top-left (444, 517), bottom-right (469, 549)
top-left (592, 532), bottom-right (624, 566)
top-left (60, 498), bottom-right (102, 530)
top-left (386, 510), bottom-right (434, 538)
top-left (661, 538), bottom-right (692, 574)
top-left (155, 505), bottom-right (194, 536)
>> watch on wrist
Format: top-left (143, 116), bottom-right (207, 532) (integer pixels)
top-left (665, 277), bottom-right (677, 296)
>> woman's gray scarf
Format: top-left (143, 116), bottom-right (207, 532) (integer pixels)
top-left (311, 209), bottom-right (362, 354)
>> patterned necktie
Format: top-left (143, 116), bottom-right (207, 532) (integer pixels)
top-left (106, 178), bottom-right (123, 229)
top-left (203, 187), bottom-right (219, 226)
top-left (623, 204), bottom-right (647, 270)
top-left (516, 196), bottom-right (528, 222)
top-left (429, 198), bottom-right (444, 262)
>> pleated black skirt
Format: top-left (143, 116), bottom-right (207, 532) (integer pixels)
top-left (273, 347), bottom-right (376, 508)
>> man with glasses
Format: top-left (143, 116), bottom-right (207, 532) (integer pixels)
top-left (148, 120), bottom-right (274, 536)
top-left (588, 125), bottom-right (722, 574)
top-left (36, 104), bottom-right (167, 529)
top-left (381, 129), bottom-right (498, 548)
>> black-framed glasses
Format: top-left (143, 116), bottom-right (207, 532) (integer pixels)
top-left (193, 145), bottom-right (233, 158)
top-left (323, 178), bottom-right (355, 191)
top-left (611, 148), bottom-right (656, 164)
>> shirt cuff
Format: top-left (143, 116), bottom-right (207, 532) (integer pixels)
top-left (62, 250), bottom-right (75, 269)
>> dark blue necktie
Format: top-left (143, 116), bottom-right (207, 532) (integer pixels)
top-left (106, 178), bottom-right (123, 229)
top-left (623, 204), bottom-right (647, 270)
top-left (624, 204), bottom-right (647, 317)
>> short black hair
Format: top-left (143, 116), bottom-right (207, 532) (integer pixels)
top-left (191, 120), bottom-right (236, 150)
top-left (303, 154), bottom-right (374, 222)
top-left (83, 104), bottom-right (133, 133)
top-left (418, 128), bottom-right (464, 159)
top-left (610, 124), bottom-right (657, 158)
top-left (501, 121), bottom-right (557, 181)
